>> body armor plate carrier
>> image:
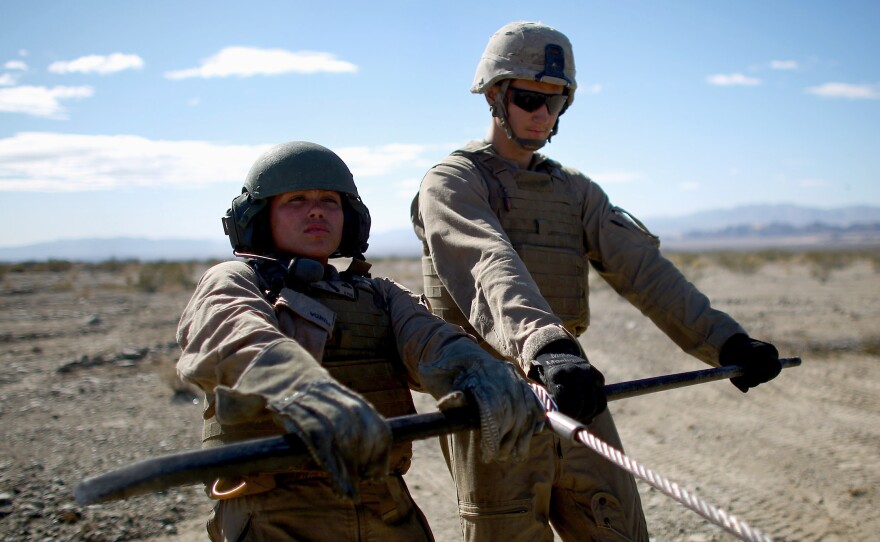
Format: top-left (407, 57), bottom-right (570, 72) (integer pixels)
top-left (204, 265), bottom-right (416, 475)
top-left (423, 143), bottom-right (590, 340)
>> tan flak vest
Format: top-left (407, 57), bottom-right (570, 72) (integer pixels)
top-left (203, 271), bottom-right (416, 474)
top-left (423, 144), bottom-right (590, 338)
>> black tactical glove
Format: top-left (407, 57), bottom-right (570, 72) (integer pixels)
top-left (528, 351), bottom-right (607, 425)
top-left (719, 333), bottom-right (782, 393)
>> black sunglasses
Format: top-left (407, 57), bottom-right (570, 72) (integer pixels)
top-left (507, 87), bottom-right (568, 116)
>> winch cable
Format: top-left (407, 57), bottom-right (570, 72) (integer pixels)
top-left (530, 384), bottom-right (773, 542)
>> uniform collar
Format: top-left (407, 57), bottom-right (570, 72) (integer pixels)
top-left (473, 139), bottom-right (550, 172)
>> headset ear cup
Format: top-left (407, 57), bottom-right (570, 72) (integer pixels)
top-left (224, 191), bottom-right (270, 254)
top-left (355, 197), bottom-right (371, 254)
top-left (334, 195), bottom-right (371, 258)
top-left (222, 208), bottom-right (241, 250)
top-left (222, 194), bottom-right (245, 252)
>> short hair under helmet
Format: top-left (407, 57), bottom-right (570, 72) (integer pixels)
top-left (471, 21), bottom-right (577, 107)
top-left (222, 141), bottom-right (371, 259)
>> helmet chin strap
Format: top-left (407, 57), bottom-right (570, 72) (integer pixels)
top-left (489, 80), bottom-right (560, 152)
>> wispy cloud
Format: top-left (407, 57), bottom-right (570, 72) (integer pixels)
top-left (806, 82), bottom-right (880, 100)
top-left (164, 46), bottom-right (358, 80)
top-left (48, 53), bottom-right (144, 75)
top-left (0, 132), bottom-right (265, 191)
top-left (798, 178), bottom-right (830, 187)
top-left (678, 182), bottom-right (700, 191)
top-left (4, 60), bottom-right (27, 71)
top-left (707, 73), bottom-right (761, 86)
top-left (0, 86), bottom-right (94, 119)
top-left (770, 60), bottom-right (799, 70)
top-left (337, 144), bottom-right (441, 178)
top-left (393, 177), bottom-right (421, 198)
top-left (0, 74), bottom-right (19, 86)
top-left (0, 133), bottom-right (444, 192)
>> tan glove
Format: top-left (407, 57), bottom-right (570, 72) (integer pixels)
top-left (267, 380), bottom-right (391, 500)
top-left (419, 341), bottom-right (545, 462)
top-left (214, 340), bottom-right (391, 500)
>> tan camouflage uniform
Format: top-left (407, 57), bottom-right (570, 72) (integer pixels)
top-left (412, 141), bottom-right (746, 542)
top-left (177, 259), bottom-right (496, 542)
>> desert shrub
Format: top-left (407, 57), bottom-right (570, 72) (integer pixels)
top-left (45, 259), bottom-right (74, 272)
top-left (664, 248), bottom-right (880, 278)
top-left (93, 258), bottom-right (139, 273)
top-left (712, 251), bottom-right (767, 275)
top-left (665, 252), bottom-right (711, 270)
top-left (863, 337), bottom-right (880, 357)
top-left (793, 249), bottom-right (878, 282)
top-left (134, 261), bottom-right (197, 293)
top-left (3, 260), bottom-right (74, 273)
top-left (751, 249), bottom-right (792, 265)
top-left (46, 279), bottom-right (74, 292)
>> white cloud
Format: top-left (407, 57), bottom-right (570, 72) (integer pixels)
top-left (386, 178), bottom-right (420, 199)
top-left (0, 132), bottom-right (266, 191)
top-left (187, 97), bottom-right (201, 107)
top-left (0, 74), bottom-right (19, 86)
top-left (164, 46), bottom-right (358, 80)
top-left (0, 86), bottom-right (94, 119)
top-left (706, 73), bottom-right (761, 86)
top-left (336, 144), bottom-right (440, 178)
top-left (798, 178), bottom-right (830, 187)
top-left (770, 60), bottom-right (799, 70)
top-left (48, 53), bottom-right (144, 75)
top-left (806, 82), bottom-right (880, 100)
top-left (581, 83), bottom-right (602, 94)
top-left (678, 182), bottom-right (700, 191)
top-left (0, 133), bottom-right (445, 193)
top-left (4, 60), bottom-right (27, 71)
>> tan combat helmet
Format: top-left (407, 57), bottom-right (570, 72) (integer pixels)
top-left (471, 21), bottom-right (577, 150)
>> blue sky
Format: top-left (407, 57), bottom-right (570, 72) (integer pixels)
top-left (1, 0), bottom-right (878, 248)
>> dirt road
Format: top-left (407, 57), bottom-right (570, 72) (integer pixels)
top-left (0, 255), bottom-right (877, 541)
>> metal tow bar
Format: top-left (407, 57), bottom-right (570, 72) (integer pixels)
top-left (75, 357), bottom-right (801, 540)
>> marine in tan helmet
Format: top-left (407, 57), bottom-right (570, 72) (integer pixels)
top-left (178, 141), bottom-right (545, 541)
top-left (412, 21), bottom-right (783, 542)
top-left (472, 21), bottom-right (576, 152)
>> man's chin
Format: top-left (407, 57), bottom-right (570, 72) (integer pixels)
top-left (516, 137), bottom-right (548, 151)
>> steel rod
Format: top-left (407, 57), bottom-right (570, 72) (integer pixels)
top-left (74, 359), bottom-right (801, 505)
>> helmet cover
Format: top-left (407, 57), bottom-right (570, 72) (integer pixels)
top-left (471, 21), bottom-right (577, 108)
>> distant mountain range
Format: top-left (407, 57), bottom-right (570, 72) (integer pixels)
top-left (1, 204), bottom-right (878, 262)
top-left (644, 204), bottom-right (880, 237)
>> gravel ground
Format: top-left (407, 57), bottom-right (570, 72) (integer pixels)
top-left (1, 254), bottom-right (877, 541)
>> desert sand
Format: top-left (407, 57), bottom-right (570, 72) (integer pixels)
top-left (0, 252), bottom-right (877, 541)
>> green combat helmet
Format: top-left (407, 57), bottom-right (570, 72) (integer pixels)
top-left (471, 21), bottom-right (577, 150)
top-left (222, 141), bottom-right (371, 259)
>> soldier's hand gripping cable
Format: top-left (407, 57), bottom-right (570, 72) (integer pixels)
top-left (527, 339), bottom-right (607, 425)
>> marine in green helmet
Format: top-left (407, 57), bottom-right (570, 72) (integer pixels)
top-left (223, 140), bottom-right (370, 259)
top-left (412, 21), bottom-right (783, 542)
top-left (179, 141), bottom-right (545, 541)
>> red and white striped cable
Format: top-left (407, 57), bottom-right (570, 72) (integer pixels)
top-left (530, 384), bottom-right (773, 542)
